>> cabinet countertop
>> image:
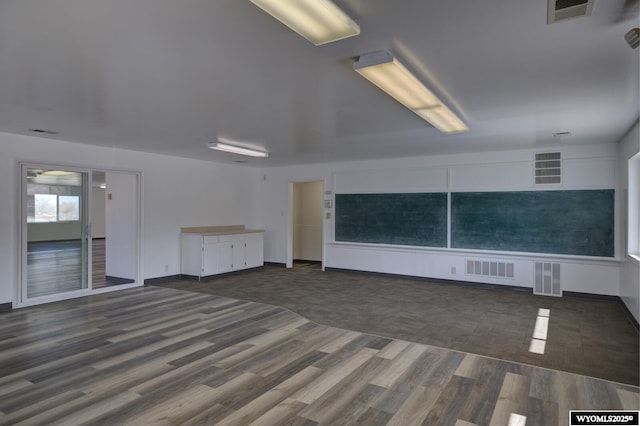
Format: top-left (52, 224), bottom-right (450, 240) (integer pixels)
top-left (181, 225), bottom-right (264, 236)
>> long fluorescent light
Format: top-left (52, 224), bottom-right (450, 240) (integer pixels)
top-left (249, 0), bottom-right (360, 45)
top-left (207, 141), bottom-right (269, 158)
top-left (354, 51), bottom-right (468, 134)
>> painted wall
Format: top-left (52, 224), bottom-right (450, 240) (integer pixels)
top-left (258, 143), bottom-right (621, 296)
top-left (293, 181), bottom-right (323, 261)
top-left (618, 120), bottom-right (640, 322)
top-left (105, 172), bottom-right (138, 280)
top-left (0, 131), bottom-right (259, 306)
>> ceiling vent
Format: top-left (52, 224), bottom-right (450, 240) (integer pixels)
top-left (548, 0), bottom-right (595, 24)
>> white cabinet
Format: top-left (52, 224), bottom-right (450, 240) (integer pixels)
top-left (180, 228), bottom-right (264, 279)
top-left (218, 233), bottom-right (264, 273)
top-left (245, 235), bottom-right (264, 268)
top-left (202, 236), bottom-right (219, 275)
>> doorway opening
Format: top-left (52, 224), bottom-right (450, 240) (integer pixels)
top-left (289, 181), bottom-right (324, 270)
top-left (19, 164), bottom-right (141, 306)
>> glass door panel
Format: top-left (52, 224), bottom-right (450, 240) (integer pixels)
top-left (24, 167), bottom-right (90, 299)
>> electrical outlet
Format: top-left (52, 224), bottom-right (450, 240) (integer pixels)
top-left (451, 266), bottom-right (456, 274)
top-left (164, 264), bottom-right (169, 272)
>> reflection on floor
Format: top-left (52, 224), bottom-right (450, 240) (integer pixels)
top-left (26, 239), bottom-right (133, 298)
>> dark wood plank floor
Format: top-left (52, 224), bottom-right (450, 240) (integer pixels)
top-left (157, 266), bottom-right (640, 386)
top-left (26, 239), bottom-right (132, 298)
top-left (0, 286), bottom-right (637, 425)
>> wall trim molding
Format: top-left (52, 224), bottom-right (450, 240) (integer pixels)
top-left (144, 275), bottom-right (182, 285)
top-left (0, 302), bottom-right (12, 313)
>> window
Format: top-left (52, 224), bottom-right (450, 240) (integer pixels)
top-left (58, 196), bottom-right (80, 221)
top-left (27, 183), bottom-right (81, 223)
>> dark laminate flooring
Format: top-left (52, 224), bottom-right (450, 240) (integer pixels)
top-left (156, 265), bottom-right (640, 386)
top-left (0, 286), bottom-right (637, 425)
top-left (27, 239), bottom-right (132, 298)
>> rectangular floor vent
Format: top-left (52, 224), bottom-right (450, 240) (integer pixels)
top-left (534, 262), bottom-right (562, 296)
top-left (535, 152), bottom-right (562, 184)
top-left (466, 260), bottom-right (515, 279)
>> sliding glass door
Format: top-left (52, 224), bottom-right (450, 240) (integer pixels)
top-left (20, 164), bottom-right (142, 305)
top-left (22, 166), bottom-right (90, 300)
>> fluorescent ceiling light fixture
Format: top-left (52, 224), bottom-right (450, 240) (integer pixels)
top-left (207, 141), bottom-right (268, 158)
top-left (354, 51), bottom-right (468, 134)
top-left (249, 0), bottom-right (360, 45)
top-left (42, 170), bottom-right (75, 176)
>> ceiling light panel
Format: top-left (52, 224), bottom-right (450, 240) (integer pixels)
top-left (207, 141), bottom-right (269, 157)
top-left (250, 0), bottom-right (360, 45)
top-left (354, 51), bottom-right (468, 134)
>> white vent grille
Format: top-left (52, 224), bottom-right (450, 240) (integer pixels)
top-left (466, 259), bottom-right (515, 279)
top-left (535, 152), bottom-right (561, 185)
top-left (547, 0), bottom-right (595, 24)
top-left (534, 262), bottom-right (561, 296)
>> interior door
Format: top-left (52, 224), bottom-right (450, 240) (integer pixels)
top-left (22, 166), bottom-right (91, 300)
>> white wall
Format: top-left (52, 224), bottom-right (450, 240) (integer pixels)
top-left (258, 143), bottom-right (621, 296)
top-left (0, 131), bottom-right (260, 306)
top-left (618, 120), bottom-right (640, 323)
top-left (105, 172), bottom-right (138, 280)
top-left (293, 181), bottom-right (323, 261)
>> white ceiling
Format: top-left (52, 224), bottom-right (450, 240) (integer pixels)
top-left (0, 0), bottom-right (638, 166)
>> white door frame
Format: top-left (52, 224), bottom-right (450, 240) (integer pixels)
top-left (286, 179), bottom-right (325, 270)
top-left (16, 162), bottom-right (143, 308)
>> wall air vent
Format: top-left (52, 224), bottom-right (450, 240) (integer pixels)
top-left (466, 259), bottom-right (515, 279)
top-left (534, 262), bottom-right (561, 296)
top-left (548, 0), bottom-right (595, 24)
top-left (534, 152), bottom-right (562, 185)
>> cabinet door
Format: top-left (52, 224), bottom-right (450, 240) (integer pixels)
top-left (245, 239), bottom-right (263, 268)
top-left (202, 240), bottom-right (219, 275)
top-left (218, 242), bottom-right (234, 273)
top-left (232, 243), bottom-right (244, 269)
top-left (180, 234), bottom-right (203, 276)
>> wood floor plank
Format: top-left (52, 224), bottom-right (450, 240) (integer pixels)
top-left (487, 372), bottom-right (531, 426)
top-left (0, 389), bottom-right (85, 425)
top-left (298, 356), bottom-right (387, 424)
top-left (385, 385), bottom-right (435, 426)
top-left (0, 286), bottom-right (636, 426)
top-left (247, 397), bottom-right (309, 426)
top-left (47, 391), bottom-right (141, 426)
top-left (421, 375), bottom-right (476, 426)
top-left (617, 388), bottom-right (640, 410)
top-left (291, 347), bottom-right (378, 405)
top-left (370, 343), bottom-right (427, 388)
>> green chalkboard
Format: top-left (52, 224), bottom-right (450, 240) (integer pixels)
top-left (451, 190), bottom-right (615, 257)
top-left (335, 193), bottom-right (447, 247)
